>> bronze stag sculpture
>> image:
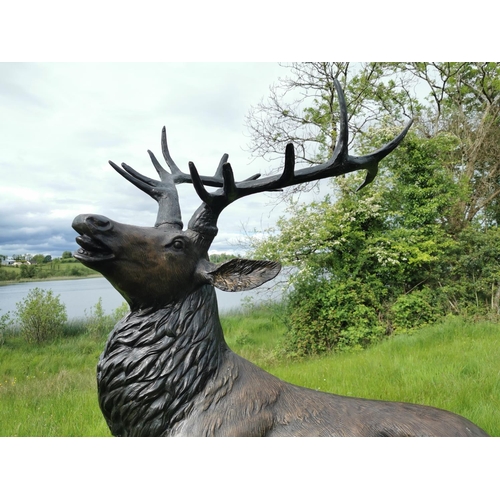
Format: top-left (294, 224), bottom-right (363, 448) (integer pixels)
top-left (73, 81), bottom-right (488, 436)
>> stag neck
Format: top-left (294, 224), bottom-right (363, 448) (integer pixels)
top-left (98, 284), bottom-right (230, 436)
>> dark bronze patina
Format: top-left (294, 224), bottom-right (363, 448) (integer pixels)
top-left (73, 81), bottom-right (489, 436)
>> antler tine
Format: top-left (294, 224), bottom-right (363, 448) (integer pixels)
top-left (188, 161), bottom-right (237, 210)
top-left (353, 119), bottom-right (413, 191)
top-left (189, 161), bottom-right (213, 206)
top-left (215, 153), bottom-right (229, 178)
top-left (279, 143), bottom-right (296, 185)
top-left (109, 160), bottom-right (159, 199)
top-left (315, 78), bottom-right (349, 171)
top-left (109, 159), bottom-right (183, 228)
top-left (161, 127), bottom-right (183, 176)
top-left (161, 128), bottom-right (258, 188)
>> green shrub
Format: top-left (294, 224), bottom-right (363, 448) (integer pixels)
top-left (111, 302), bottom-right (130, 323)
top-left (15, 288), bottom-right (67, 343)
top-left (283, 276), bottom-right (386, 356)
top-left (20, 264), bottom-right (36, 278)
top-left (85, 299), bottom-right (129, 339)
top-left (70, 267), bottom-right (83, 276)
top-left (391, 287), bottom-right (442, 333)
top-left (0, 311), bottom-right (14, 346)
top-left (0, 268), bottom-right (19, 281)
top-left (84, 298), bottom-right (109, 339)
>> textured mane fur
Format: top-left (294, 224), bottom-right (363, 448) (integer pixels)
top-left (97, 285), bottom-right (232, 436)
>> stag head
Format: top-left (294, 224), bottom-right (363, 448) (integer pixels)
top-left (72, 81), bottom-right (411, 311)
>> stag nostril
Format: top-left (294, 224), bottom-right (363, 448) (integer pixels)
top-left (87, 215), bottom-right (112, 231)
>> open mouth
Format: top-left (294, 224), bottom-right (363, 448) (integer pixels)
top-left (74, 234), bottom-right (115, 263)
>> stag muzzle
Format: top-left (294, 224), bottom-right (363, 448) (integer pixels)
top-left (72, 214), bottom-right (115, 263)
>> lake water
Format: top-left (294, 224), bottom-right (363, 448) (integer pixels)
top-left (0, 276), bottom-right (283, 320)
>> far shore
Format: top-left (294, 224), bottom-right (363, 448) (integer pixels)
top-left (0, 274), bottom-right (102, 287)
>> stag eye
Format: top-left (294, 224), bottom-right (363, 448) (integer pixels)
top-left (172, 239), bottom-right (184, 250)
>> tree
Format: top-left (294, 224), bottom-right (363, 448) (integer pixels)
top-left (389, 63), bottom-right (500, 231)
top-left (15, 288), bottom-right (67, 343)
top-left (245, 62), bottom-right (419, 197)
top-left (250, 142), bottom-right (458, 353)
top-left (62, 251), bottom-right (73, 259)
top-left (32, 254), bottom-right (45, 265)
top-left (247, 63), bottom-right (500, 354)
top-left (20, 264), bottom-right (36, 278)
top-left (246, 63), bottom-right (500, 230)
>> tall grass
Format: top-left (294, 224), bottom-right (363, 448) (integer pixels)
top-left (0, 334), bottom-right (111, 436)
top-left (1, 307), bottom-right (498, 436)
top-left (260, 318), bottom-right (499, 435)
top-left (224, 310), bottom-right (499, 436)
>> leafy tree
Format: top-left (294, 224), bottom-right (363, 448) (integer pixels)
top-left (247, 62), bottom-right (500, 228)
top-left (442, 226), bottom-right (500, 316)
top-left (15, 288), bottom-right (67, 343)
top-left (251, 150), bottom-right (457, 352)
top-left (0, 268), bottom-right (18, 281)
top-left (389, 62), bottom-right (500, 231)
top-left (62, 251), bottom-right (73, 259)
top-left (43, 255), bottom-right (52, 263)
top-left (248, 62), bottom-right (500, 354)
top-left (32, 254), bottom-right (45, 265)
top-left (20, 264), bottom-right (36, 279)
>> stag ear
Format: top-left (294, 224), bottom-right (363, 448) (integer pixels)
top-left (202, 259), bottom-right (281, 292)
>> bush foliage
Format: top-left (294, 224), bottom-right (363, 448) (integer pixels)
top-left (84, 298), bottom-right (129, 339)
top-left (15, 288), bottom-right (68, 343)
top-left (247, 62), bottom-right (500, 356)
top-left (252, 132), bottom-right (500, 355)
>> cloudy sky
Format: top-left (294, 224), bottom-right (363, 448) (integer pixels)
top-left (0, 62), bottom-right (302, 258)
top-left (0, 3), bottom-right (487, 261)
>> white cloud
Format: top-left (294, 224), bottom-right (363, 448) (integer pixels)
top-left (0, 62), bottom-right (293, 258)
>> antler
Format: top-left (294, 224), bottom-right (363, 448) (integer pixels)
top-left (109, 79), bottom-right (411, 247)
top-left (109, 127), bottom-right (256, 229)
top-left (188, 79), bottom-right (413, 227)
top-left (109, 127), bottom-right (260, 229)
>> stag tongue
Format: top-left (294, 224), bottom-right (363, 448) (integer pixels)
top-left (75, 235), bottom-right (114, 262)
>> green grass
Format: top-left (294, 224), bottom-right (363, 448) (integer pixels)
top-left (1, 309), bottom-right (498, 436)
top-left (0, 332), bottom-right (111, 436)
top-left (223, 310), bottom-right (499, 436)
top-left (259, 319), bottom-right (499, 436)
top-left (0, 259), bottom-right (99, 284)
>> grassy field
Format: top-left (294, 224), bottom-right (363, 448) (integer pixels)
top-left (0, 258), bottom-right (99, 284)
top-left (0, 309), bottom-right (498, 436)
